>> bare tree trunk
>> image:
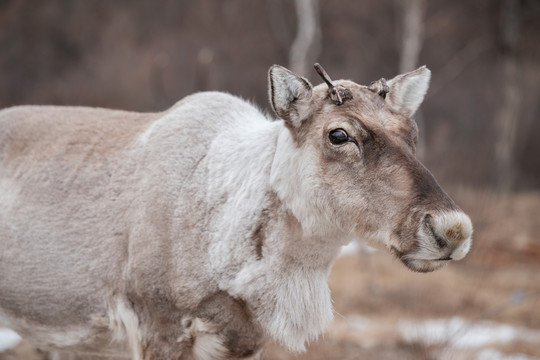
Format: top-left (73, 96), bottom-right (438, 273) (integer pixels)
top-left (399, 0), bottom-right (426, 74)
top-left (289, 0), bottom-right (321, 77)
top-left (495, 0), bottom-right (521, 193)
top-left (397, 0), bottom-right (426, 159)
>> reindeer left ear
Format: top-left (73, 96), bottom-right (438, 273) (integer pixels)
top-left (385, 66), bottom-right (431, 117)
top-left (268, 65), bottom-right (313, 129)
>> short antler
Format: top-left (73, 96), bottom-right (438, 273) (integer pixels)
top-left (368, 78), bottom-right (390, 98)
top-left (314, 63), bottom-right (353, 105)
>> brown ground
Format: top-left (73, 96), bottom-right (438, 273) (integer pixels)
top-left (2, 188), bottom-right (540, 360)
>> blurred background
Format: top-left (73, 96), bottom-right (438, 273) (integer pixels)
top-left (0, 0), bottom-right (539, 359)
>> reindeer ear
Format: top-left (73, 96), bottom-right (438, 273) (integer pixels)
top-left (385, 66), bottom-right (431, 117)
top-left (268, 65), bottom-right (313, 128)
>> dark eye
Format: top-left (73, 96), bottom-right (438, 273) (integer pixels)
top-left (329, 129), bottom-right (349, 145)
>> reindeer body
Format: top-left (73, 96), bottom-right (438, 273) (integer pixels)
top-left (0, 94), bottom-right (280, 359)
top-left (0, 65), bottom-right (472, 360)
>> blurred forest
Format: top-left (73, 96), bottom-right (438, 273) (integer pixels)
top-left (1, 1), bottom-right (540, 359)
top-left (0, 0), bottom-right (539, 191)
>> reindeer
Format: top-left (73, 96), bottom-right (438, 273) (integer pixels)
top-left (0, 64), bottom-right (472, 359)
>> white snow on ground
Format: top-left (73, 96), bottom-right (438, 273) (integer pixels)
top-left (0, 327), bottom-right (21, 352)
top-left (340, 239), bottom-right (377, 256)
top-left (398, 316), bottom-right (540, 349)
top-left (336, 315), bottom-right (540, 358)
top-left (476, 349), bottom-right (540, 360)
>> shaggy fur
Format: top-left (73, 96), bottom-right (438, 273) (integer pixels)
top-left (0, 65), bottom-right (472, 359)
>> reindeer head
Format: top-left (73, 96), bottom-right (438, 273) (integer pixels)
top-left (268, 64), bottom-right (472, 273)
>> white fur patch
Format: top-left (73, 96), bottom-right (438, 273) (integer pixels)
top-left (0, 179), bottom-right (20, 216)
top-left (451, 237), bottom-right (472, 260)
top-left (430, 210), bottom-right (473, 260)
top-left (108, 300), bottom-right (142, 360)
top-left (268, 270), bottom-right (333, 352)
top-left (270, 126), bottom-right (335, 236)
top-left (205, 112), bottom-right (280, 276)
top-left (177, 318), bottom-right (227, 360)
top-left (431, 210), bottom-right (473, 241)
top-left (193, 332), bottom-right (227, 360)
top-left (229, 262), bottom-right (333, 353)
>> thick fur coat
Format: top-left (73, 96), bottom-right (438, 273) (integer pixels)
top-left (0, 65), bottom-right (472, 359)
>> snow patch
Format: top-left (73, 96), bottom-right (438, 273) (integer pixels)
top-left (340, 239), bottom-right (377, 256)
top-left (476, 348), bottom-right (540, 360)
top-left (398, 317), bottom-right (540, 349)
top-left (0, 328), bottom-right (22, 352)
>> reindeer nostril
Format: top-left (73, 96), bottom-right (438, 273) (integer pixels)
top-left (432, 230), bottom-right (447, 249)
top-left (423, 214), bottom-right (447, 249)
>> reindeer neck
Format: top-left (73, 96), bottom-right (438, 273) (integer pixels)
top-left (205, 119), bottom-right (343, 352)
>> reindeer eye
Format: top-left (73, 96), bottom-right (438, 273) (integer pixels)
top-left (329, 129), bottom-right (349, 145)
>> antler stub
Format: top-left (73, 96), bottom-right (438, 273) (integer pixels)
top-left (314, 63), bottom-right (353, 105)
top-left (368, 78), bottom-right (390, 98)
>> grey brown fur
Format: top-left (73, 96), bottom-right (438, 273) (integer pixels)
top-left (0, 64), bottom-right (472, 359)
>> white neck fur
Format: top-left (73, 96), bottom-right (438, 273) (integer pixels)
top-left (205, 117), bottom-right (343, 351)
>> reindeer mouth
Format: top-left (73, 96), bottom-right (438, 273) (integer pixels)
top-left (390, 246), bottom-right (451, 273)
